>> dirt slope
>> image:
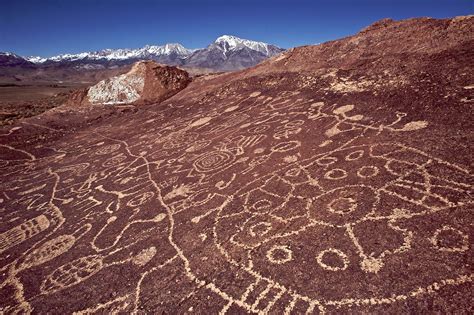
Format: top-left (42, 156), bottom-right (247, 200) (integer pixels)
top-left (0, 16), bottom-right (473, 313)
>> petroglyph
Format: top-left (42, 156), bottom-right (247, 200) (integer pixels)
top-left (132, 246), bottom-right (157, 266)
top-left (0, 215), bottom-right (50, 254)
top-left (190, 116), bottom-right (213, 127)
top-left (400, 120), bottom-right (429, 131)
top-left (316, 248), bottom-right (350, 271)
top-left (193, 150), bottom-right (236, 173)
top-left (40, 255), bottom-right (104, 294)
top-left (0, 53), bottom-right (472, 313)
top-left (267, 245), bottom-right (293, 264)
top-left (18, 235), bottom-right (76, 270)
top-left (429, 226), bottom-right (469, 253)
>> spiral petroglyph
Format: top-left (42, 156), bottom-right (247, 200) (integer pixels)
top-left (193, 150), bottom-right (236, 173)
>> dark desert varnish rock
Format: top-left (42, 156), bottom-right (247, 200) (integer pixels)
top-left (0, 16), bottom-right (473, 313)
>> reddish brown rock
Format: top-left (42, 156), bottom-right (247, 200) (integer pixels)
top-left (0, 16), bottom-right (473, 314)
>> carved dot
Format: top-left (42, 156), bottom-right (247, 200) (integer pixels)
top-left (360, 257), bottom-right (384, 273)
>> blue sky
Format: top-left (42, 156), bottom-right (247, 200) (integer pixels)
top-left (1, 0), bottom-right (472, 57)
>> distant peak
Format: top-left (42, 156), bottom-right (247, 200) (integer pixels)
top-left (163, 43), bottom-right (184, 47)
top-left (0, 51), bottom-right (20, 57)
top-left (215, 35), bottom-right (243, 42)
top-left (214, 35), bottom-right (258, 46)
top-left (212, 35), bottom-right (284, 57)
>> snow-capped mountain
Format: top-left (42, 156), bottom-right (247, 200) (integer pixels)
top-left (214, 35), bottom-right (279, 55)
top-left (1, 35), bottom-right (285, 71)
top-left (0, 52), bottom-right (35, 67)
top-left (25, 43), bottom-right (193, 66)
top-left (186, 35), bottom-right (285, 71)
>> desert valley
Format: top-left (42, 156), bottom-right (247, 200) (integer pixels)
top-left (0, 9), bottom-right (473, 314)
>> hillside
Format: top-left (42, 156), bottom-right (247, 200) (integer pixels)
top-left (0, 16), bottom-right (473, 313)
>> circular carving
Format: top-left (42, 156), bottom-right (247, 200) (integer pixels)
top-left (357, 166), bottom-right (379, 178)
top-left (430, 226), bottom-right (469, 252)
top-left (316, 248), bottom-right (349, 271)
top-left (324, 168), bottom-right (348, 180)
top-left (193, 151), bottom-right (235, 173)
top-left (249, 222), bottom-right (272, 237)
top-left (267, 245), bottom-right (293, 264)
top-left (251, 199), bottom-right (272, 212)
top-left (310, 185), bottom-right (376, 225)
top-left (345, 150), bottom-right (364, 161)
top-left (328, 197), bottom-right (357, 214)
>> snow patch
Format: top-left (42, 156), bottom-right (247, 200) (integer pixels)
top-left (214, 35), bottom-right (279, 56)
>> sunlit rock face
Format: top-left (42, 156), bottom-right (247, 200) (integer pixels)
top-left (87, 63), bottom-right (145, 105)
top-left (87, 61), bottom-right (190, 105)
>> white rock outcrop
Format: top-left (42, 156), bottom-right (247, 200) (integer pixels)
top-left (87, 62), bottom-right (146, 105)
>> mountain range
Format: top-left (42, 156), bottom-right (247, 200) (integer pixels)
top-left (1, 35), bottom-right (285, 72)
top-left (0, 52), bottom-right (36, 68)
